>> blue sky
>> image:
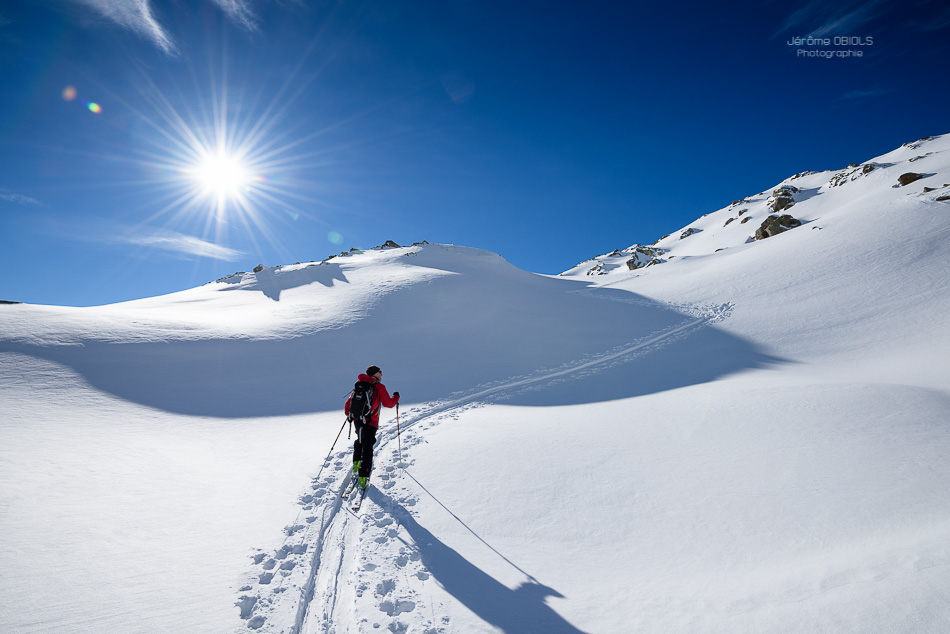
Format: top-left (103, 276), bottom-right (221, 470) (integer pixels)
top-left (1, 0), bottom-right (948, 306)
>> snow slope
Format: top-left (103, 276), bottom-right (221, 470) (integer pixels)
top-left (2, 134), bottom-right (950, 634)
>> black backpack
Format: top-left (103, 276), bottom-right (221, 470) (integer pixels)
top-left (348, 380), bottom-right (375, 424)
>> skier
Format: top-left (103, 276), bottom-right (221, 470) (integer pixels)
top-left (345, 365), bottom-right (399, 492)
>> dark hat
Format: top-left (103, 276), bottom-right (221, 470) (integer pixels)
top-left (366, 365), bottom-right (381, 376)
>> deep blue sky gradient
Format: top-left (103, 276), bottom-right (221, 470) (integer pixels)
top-left (1, 0), bottom-right (949, 305)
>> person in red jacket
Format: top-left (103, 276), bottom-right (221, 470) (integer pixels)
top-left (344, 365), bottom-right (399, 490)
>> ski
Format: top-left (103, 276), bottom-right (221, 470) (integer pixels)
top-left (341, 474), bottom-right (358, 499)
top-left (350, 483), bottom-right (368, 512)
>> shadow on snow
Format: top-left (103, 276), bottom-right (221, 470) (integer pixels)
top-left (0, 274), bottom-right (788, 418)
top-left (369, 486), bottom-right (588, 634)
top-left (217, 262), bottom-right (348, 301)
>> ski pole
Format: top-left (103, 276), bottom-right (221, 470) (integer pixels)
top-left (396, 403), bottom-right (403, 466)
top-left (328, 417), bottom-right (347, 453)
top-left (314, 418), bottom-right (348, 483)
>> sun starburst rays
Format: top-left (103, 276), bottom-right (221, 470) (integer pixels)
top-left (122, 72), bottom-right (335, 262)
top-left (79, 32), bottom-right (377, 269)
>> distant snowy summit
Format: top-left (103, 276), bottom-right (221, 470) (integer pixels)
top-left (561, 134), bottom-right (950, 278)
top-left (213, 239), bottom-right (432, 285)
top-left (209, 134), bottom-right (950, 288)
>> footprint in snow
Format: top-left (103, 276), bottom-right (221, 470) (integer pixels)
top-left (276, 543), bottom-right (306, 559)
top-left (235, 595), bottom-right (257, 619)
top-left (376, 579), bottom-right (396, 597)
top-left (248, 615), bottom-right (266, 629)
top-left (379, 600), bottom-right (416, 617)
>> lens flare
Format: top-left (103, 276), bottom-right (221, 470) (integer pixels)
top-left (62, 86), bottom-right (77, 101)
top-left (87, 102), bottom-right (102, 114)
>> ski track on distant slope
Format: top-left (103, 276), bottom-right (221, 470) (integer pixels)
top-left (235, 301), bottom-right (734, 633)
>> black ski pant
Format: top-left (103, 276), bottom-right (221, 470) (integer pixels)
top-left (352, 422), bottom-right (377, 477)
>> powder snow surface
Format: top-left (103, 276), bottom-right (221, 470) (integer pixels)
top-left (2, 134), bottom-right (950, 633)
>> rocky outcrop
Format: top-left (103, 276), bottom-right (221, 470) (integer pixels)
top-left (323, 247), bottom-right (363, 261)
top-left (755, 214), bottom-right (802, 240)
top-left (829, 163), bottom-right (877, 187)
top-left (902, 136), bottom-right (935, 150)
top-left (898, 172), bottom-right (924, 186)
top-left (625, 245), bottom-right (667, 270)
top-left (767, 186), bottom-right (798, 212)
top-left (680, 228), bottom-right (701, 239)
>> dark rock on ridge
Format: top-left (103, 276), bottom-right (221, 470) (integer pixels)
top-left (755, 214), bottom-right (802, 240)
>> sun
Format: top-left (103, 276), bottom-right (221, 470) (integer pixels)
top-left (190, 148), bottom-right (254, 202)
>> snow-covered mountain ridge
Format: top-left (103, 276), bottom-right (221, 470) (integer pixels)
top-left (561, 133), bottom-right (950, 278)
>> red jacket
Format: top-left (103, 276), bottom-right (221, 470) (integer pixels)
top-left (344, 374), bottom-right (399, 428)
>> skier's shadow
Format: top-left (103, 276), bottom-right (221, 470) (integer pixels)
top-left (368, 487), bottom-right (588, 634)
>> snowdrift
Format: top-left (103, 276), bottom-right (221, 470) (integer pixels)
top-left (0, 244), bottom-right (766, 417)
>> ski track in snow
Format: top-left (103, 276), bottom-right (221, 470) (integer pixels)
top-left (235, 301), bottom-right (733, 633)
